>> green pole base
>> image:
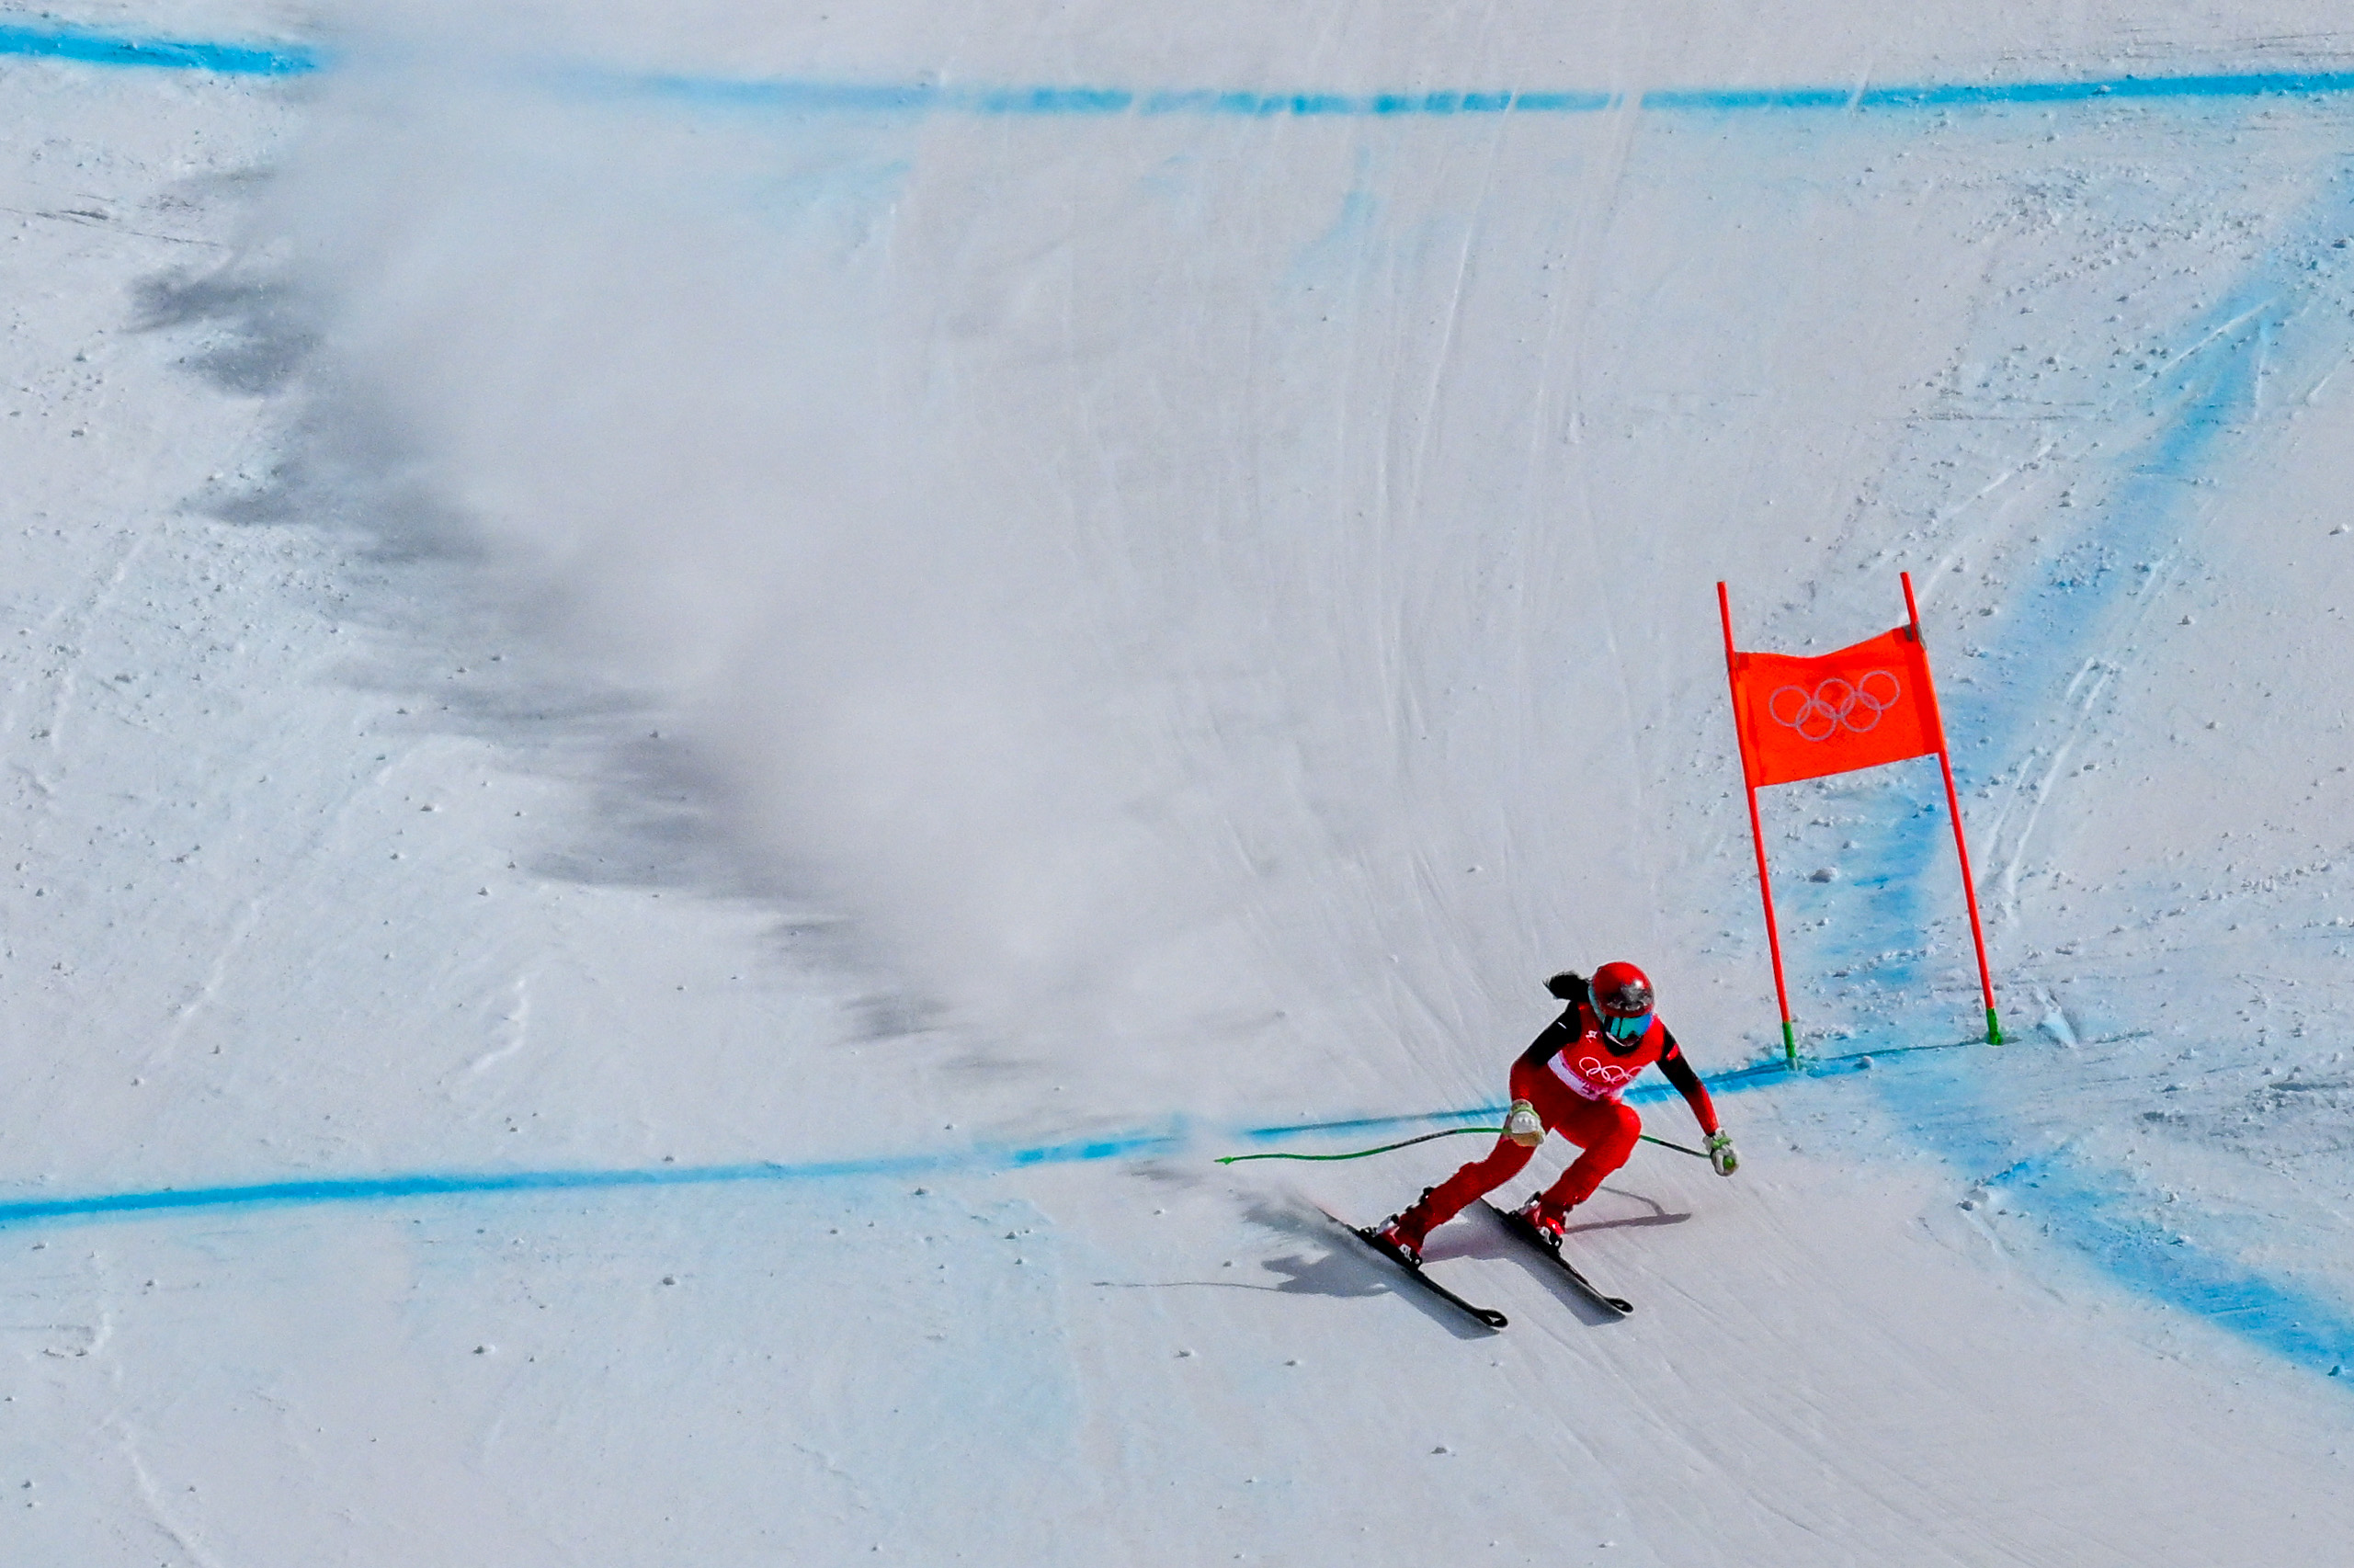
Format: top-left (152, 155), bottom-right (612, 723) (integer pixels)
top-left (1782, 1018), bottom-right (1798, 1068)
top-left (1986, 1006), bottom-right (2004, 1046)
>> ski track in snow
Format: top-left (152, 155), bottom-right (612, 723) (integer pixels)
top-left (14, 10), bottom-right (2354, 1564)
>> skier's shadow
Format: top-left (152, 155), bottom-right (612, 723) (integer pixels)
top-left (1567, 1184), bottom-right (1691, 1235)
top-left (1454, 1188), bottom-right (1690, 1327)
top-left (1253, 1202), bottom-right (1499, 1340)
top-left (1445, 1223), bottom-right (1625, 1327)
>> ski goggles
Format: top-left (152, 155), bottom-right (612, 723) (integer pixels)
top-left (1600, 1010), bottom-right (1652, 1042)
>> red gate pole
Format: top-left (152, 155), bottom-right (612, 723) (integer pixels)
top-left (1901, 572), bottom-right (2003, 1044)
top-left (1718, 582), bottom-right (1799, 1068)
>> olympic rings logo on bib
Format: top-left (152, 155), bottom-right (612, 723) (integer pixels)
top-left (1548, 1046), bottom-right (1646, 1100)
top-left (1768, 670), bottom-right (1901, 742)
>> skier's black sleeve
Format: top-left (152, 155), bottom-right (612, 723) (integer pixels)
top-left (1517, 1013), bottom-right (1576, 1074)
top-left (1655, 1028), bottom-right (1722, 1136)
top-left (1514, 972), bottom-right (1590, 1073)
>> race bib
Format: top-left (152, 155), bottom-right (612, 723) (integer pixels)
top-left (1548, 1050), bottom-right (1642, 1101)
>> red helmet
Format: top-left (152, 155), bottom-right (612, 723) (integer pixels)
top-left (1589, 961), bottom-right (1655, 1019)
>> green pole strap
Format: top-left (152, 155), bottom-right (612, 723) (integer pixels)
top-left (1215, 1126), bottom-right (1709, 1165)
top-left (1986, 1006), bottom-right (2004, 1045)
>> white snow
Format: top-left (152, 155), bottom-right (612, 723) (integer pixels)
top-left (8, 5), bottom-right (2354, 1563)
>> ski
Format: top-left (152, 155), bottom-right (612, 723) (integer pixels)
top-left (1317, 1208), bottom-right (1507, 1330)
top-left (1483, 1199), bottom-right (1634, 1315)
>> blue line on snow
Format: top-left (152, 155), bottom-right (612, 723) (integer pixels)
top-left (0, 1058), bottom-right (1828, 1230)
top-left (11, 23), bottom-right (2354, 114)
top-left (1643, 70), bottom-right (2354, 112)
top-left (0, 1126), bottom-right (1185, 1228)
top-left (0, 23), bottom-right (316, 75)
top-left (1234, 1052), bottom-right (1823, 1142)
top-left (1822, 168), bottom-right (2354, 1380)
top-left (546, 70), bottom-right (1618, 118)
top-left (1994, 1148), bottom-right (2354, 1372)
top-left (591, 68), bottom-right (2354, 117)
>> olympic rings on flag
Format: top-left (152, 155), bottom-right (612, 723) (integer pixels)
top-left (1767, 670), bottom-right (1903, 742)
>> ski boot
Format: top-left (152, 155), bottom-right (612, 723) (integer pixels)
top-left (1373, 1188), bottom-right (1436, 1267)
top-left (1516, 1193), bottom-right (1571, 1247)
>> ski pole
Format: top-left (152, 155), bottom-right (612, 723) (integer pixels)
top-left (1216, 1128), bottom-right (1711, 1165)
top-left (1215, 1126), bottom-right (1501, 1165)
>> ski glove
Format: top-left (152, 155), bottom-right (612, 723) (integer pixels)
top-left (1706, 1131), bottom-right (1739, 1177)
top-left (1505, 1098), bottom-right (1545, 1148)
top-left (1545, 971), bottom-right (1587, 1002)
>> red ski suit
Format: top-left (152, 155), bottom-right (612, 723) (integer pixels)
top-left (1410, 1000), bottom-right (1719, 1239)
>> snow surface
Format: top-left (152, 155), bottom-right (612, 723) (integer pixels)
top-left (8, 5), bottom-right (2354, 1563)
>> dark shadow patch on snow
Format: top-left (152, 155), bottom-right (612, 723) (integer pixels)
top-left (1256, 1248), bottom-right (1401, 1301)
top-left (1236, 1198), bottom-right (1495, 1335)
top-left (1473, 1244), bottom-right (1627, 1327)
top-left (124, 250), bottom-right (932, 1038)
top-left (1090, 1277), bottom-right (1295, 1295)
top-left (1561, 1211), bottom-right (1690, 1233)
top-left (1567, 1185), bottom-right (1692, 1233)
top-left (131, 264), bottom-right (320, 396)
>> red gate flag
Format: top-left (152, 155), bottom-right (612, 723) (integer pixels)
top-left (1726, 626), bottom-right (1947, 788)
top-left (1718, 574), bottom-right (2000, 1062)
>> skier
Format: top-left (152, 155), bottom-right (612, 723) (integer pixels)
top-left (1375, 962), bottom-right (1737, 1265)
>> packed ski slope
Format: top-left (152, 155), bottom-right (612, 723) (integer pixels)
top-left (8, 4), bottom-right (2354, 1563)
